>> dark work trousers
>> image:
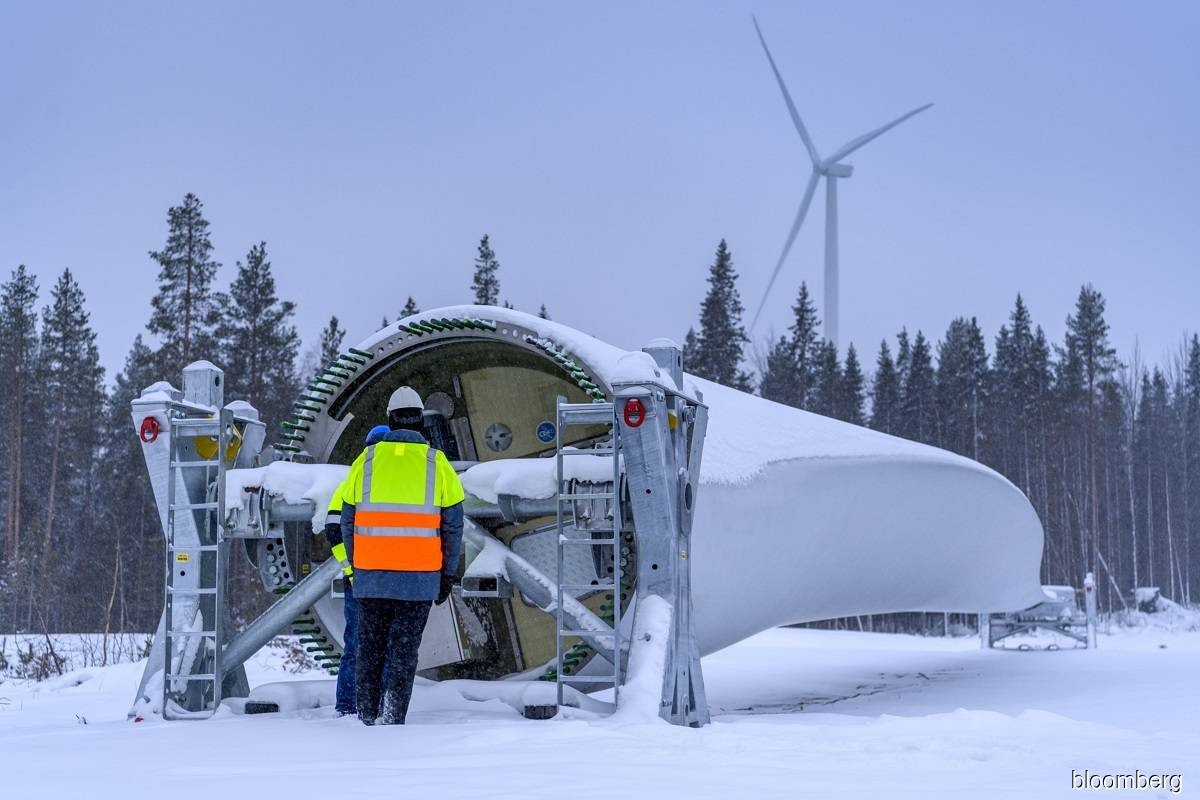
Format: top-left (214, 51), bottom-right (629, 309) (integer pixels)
top-left (355, 597), bottom-right (434, 724)
top-left (334, 581), bottom-right (358, 714)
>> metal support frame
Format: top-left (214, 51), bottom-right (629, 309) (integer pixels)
top-left (614, 378), bottom-right (709, 726)
top-left (132, 336), bottom-right (714, 727)
top-left (983, 575), bottom-right (1099, 650)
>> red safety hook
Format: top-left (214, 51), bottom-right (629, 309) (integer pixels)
top-left (139, 416), bottom-right (160, 444)
top-left (623, 398), bottom-right (646, 428)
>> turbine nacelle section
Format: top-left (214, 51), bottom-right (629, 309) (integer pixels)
top-left (822, 162), bottom-right (854, 178)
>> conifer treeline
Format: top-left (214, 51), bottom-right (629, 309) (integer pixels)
top-left (685, 239), bottom-right (1199, 613)
top-left (0, 202), bottom-right (531, 632)
top-left (2, 212), bottom-right (1193, 633)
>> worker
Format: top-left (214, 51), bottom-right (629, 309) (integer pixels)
top-left (333, 387), bottom-right (465, 725)
top-left (324, 424), bottom-right (392, 716)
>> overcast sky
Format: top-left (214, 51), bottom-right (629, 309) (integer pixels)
top-left (2, 2), bottom-right (1197, 382)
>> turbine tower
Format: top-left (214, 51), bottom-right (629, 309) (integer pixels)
top-left (749, 17), bottom-right (932, 349)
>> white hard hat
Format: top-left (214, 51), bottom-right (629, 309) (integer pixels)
top-left (387, 386), bottom-right (424, 413)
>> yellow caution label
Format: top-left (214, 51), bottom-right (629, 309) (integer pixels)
top-left (175, 552), bottom-right (190, 563)
top-left (301, 563), bottom-right (311, 575)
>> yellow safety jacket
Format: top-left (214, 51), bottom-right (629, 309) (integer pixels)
top-left (325, 473), bottom-right (355, 577)
top-left (335, 439), bottom-right (464, 573)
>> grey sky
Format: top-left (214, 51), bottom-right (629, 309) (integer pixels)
top-left (2, 2), bottom-right (1197, 382)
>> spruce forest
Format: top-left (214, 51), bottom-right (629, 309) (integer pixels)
top-left (1, 199), bottom-right (1195, 636)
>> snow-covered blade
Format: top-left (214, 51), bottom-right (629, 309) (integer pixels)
top-left (389, 307), bottom-right (1046, 649)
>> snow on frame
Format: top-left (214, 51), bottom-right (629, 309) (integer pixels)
top-left (225, 461), bottom-right (349, 531)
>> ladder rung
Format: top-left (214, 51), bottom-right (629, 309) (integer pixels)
top-left (559, 408), bottom-right (615, 426)
top-left (171, 460), bottom-right (220, 469)
top-left (558, 629), bottom-right (619, 640)
top-left (558, 583), bottom-right (616, 591)
top-left (559, 493), bottom-right (615, 501)
top-left (171, 502), bottom-right (220, 511)
top-left (165, 674), bottom-right (217, 682)
top-left (560, 537), bottom-right (617, 546)
top-left (168, 630), bottom-right (218, 637)
top-left (557, 674), bottom-right (616, 684)
top-left (167, 587), bottom-right (218, 595)
top-left (562, 448), bottom-right (616, 456)
top-left (171, 419), bottom-right (221, 432)
top-left (168, 545), bottom-right (220, 552)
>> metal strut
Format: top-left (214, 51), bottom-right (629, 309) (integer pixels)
top-left (554, 399), bottom-right (624, 711)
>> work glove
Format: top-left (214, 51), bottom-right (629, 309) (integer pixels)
top-left (331, 542), bottom-right (354, 580)
top-left (437, 574), bottom-right (456, 606)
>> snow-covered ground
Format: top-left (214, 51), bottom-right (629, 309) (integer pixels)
top-left (2, 621), bottom-right (1195, 799)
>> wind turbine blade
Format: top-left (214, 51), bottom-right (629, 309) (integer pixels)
top-left (750, 171), bottom-right (821, 332)
top-left (823, 103), bottom-right (933, 166)
top-left (752, 16), bottom-right (821, 167)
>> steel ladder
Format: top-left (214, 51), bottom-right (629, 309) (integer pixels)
top-left (554, 398), bottom-right (623, 711)
top-left (162, 409), bottom-right (231, 719)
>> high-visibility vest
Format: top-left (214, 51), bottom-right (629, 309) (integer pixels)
top-left (353, 445), bottom-right (443, 572)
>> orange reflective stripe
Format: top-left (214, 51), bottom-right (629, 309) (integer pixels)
top-left (354, 510), bottom-right (440, 529)
top-left (353, 535), bottom-right (443, 572)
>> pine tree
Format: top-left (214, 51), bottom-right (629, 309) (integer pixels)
top-left (809, 341), bottom-right (841, 418)
top-left (36, 270), bottom-right (106, 621)
top-left (990, 296), bottom-right (1051, 496)
top-left (871, 340), bottom-right (901, 434)
top-left (1183, 335), bottom-right (1200, 600)
top-left (760, 335), bottom-right (800, 405)
top-left (690, 240), bottom-right (751, 389)
top-left (0, 266), bottom-right (39, 572)
top-left (401, 297), bottom-right (420, 318)
top-left (319, 316), bottom-right (346, 366)
top-left (895, 328), bottom-right (912, 393)
top-left (299, 315), bottom-right (346, 386)
top-left (901, 331), bottom-right (937, 442)
top-left (471, 234), bottom-right (500, 305)
top-left (1064, 284), bottom-right (1118, 575)
top-left (789, 282), bottom-right (821, 409)
top-left (216, 242), bottom-right (300, 430)
top-left (682, 327), bottom-right (699, 373)
top-left (839, 344), bottom-right (865, 425)
top-left (936, 317), bottom-right (989, 458)
top-left (538, 304), bottom-right (550, 320)
top-left (147, 193), bottom-right (221, 371)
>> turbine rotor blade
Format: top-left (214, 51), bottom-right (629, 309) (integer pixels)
top-left (750, 171), bottom-right (822, 332)
top-left (752, 15), bottom-right (821, 167)
top-left (822, 103), bottom-right (933, 167)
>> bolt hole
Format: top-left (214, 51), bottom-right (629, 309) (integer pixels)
top-left (645, 489), bottom-right (652, 495)
top-left (179, 570), bottom-right (186, 577)
top-left (651, 563), bottom-right (659, 571)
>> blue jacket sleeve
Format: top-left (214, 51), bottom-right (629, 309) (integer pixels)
top-left (340, 503), bottom-right (356, 565)
top-left (440, 502), bottom-right (464, 577)
top-left (323, 518), bottom-right (343, 547)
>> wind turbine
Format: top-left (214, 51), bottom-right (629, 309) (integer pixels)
top-left (749, 17), bottom-right (932, 349)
